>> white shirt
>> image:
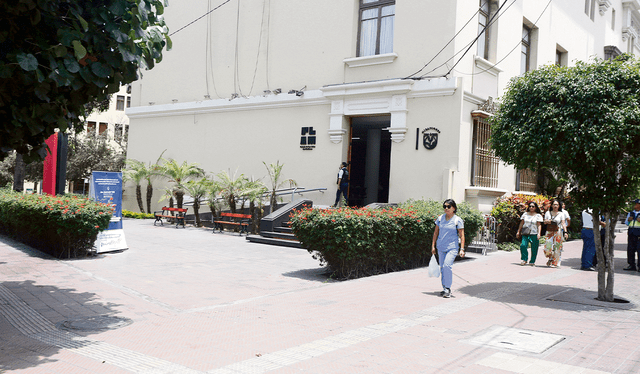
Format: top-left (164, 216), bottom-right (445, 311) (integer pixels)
top-left (520, 213), bottom-right (543, 235)
top-left (582, 210), bottom-right (593, 229)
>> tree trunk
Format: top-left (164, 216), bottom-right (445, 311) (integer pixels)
top-left (209, 203), bottom-right (217, 220)
top-left (594, 212), bottom-right (616, 302)
top-left (175, 190), bottom-right (184, 209)
top-left (13, 153), bottom-right (25, 192)
top-left (146, 182), bottom-right (153, 213)
top-left (249, 201), bottom-right (256, 234)
top-left (193, 200), bottom-right (200, 227)
top-left (229, 194), bottom-right (236, 213)
top-left (136, 184), bottom-right (144, 212)
top-left (270, 191), bottom-right (277, 213)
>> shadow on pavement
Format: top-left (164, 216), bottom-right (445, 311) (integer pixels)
top-left (458, 281), bottom-right (639, 312)
top-left (0, 280), bottom-right (125, 372)
top-left (282, 267), bottom-right (335, 282)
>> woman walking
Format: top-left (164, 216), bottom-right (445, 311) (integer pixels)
top-left (516, 201), bottom-right (543, 266)
top-left (543, 199), bottom-right (568, 267)
top-left (431, 199), bottom-right (465, 298)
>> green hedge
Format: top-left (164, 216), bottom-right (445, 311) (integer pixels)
top-left (0, 189), bottom-right (113, 258)
top-left (123, 209), bottom-right (154, 219)
top-left (290, 199), bottom-right (483, 279)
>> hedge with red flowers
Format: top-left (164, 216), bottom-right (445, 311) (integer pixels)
top-left (289, 199), bottom-right (483, 279)
top-left (0, 188), bottom-right (113, 258)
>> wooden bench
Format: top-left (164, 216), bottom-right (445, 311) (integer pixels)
top-left (213, 212), bottom-right (252, 235)
top-left (154, 207), bottom-right (188, 228)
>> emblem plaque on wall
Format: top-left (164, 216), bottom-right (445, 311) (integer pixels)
top-left (422, 127), bottom-right (440, 150)
top-left (300, 127), bottom-right (316, 150)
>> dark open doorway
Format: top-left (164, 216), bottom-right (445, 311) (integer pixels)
top-left (348, 116), bottom-right (391, 207)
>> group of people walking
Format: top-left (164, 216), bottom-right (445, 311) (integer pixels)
top-left (516, 199), bottom-right (569, 268)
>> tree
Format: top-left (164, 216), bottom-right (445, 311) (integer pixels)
top-left (263, 161), bottom-right (297, 213)
top-left (216, 169), bottom-right (248, 213)
top-left (0, 0), bottom-right (170, 161)
top-left (243, 178), bottom-right (268, 233)
top-left (123, 159), bottom-right (147, 213)
top-left (179, 177), bottom-right (212, 227)
top-left (0, 151), bottom-right (16, 187)
top-left (491, 56), bottom-right (640, 301)
top-left (158, 158), bottom-right (205, 209)
top-left (66, 132), bottom-right (125, 182)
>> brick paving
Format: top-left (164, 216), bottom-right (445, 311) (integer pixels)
top-left (1, 218), bottom-right (640, 373)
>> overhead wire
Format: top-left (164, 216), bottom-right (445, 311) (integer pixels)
top-left (248, 0), bottom-right (268, 96)
top-left (205, 0), bottom-right (222, 99)
top-left (169, 0), bottom-right (234, 37)
top-left (233, 0), bottom-right (245, 97)
top-left (452, 0), bottom-right (553, 77)
top-left (404, 0), bottom-right (489, 79)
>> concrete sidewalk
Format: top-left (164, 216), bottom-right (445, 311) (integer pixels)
top-left (1, 218), bottom-right (640, 373)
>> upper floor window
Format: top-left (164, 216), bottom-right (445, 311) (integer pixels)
top-left (98, 122), bottom-right (108, 135)
top-left (126, 96), bottom-right (131, 108)
top-left (357, 0), bottom-right (395, 57)
top-left (521, 25), bottom-right (531, 75)
top-left (87, 121), bottom-right (96, 134)
top-left (477, 1), bottom-right (490, 59)
top-left (116, 95), bottom-right (125, 111)
top-left (585, 0), bottom-right (595, 21)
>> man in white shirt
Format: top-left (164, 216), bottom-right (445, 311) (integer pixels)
top-left (581, 209), bottom-right (601, 271)
top-left (624, 199), bottom-right (640, 271)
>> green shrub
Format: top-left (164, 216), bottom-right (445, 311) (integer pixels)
top-left (123, 209), bottom-right (154, 219)
top-left (290, 199), bottom-right (483, 279)
top-left (497, 242), bottom-right (519, 252)
top-left (0, 189), bottom-right (113, 258)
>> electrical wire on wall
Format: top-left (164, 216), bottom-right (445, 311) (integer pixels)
top-left (233, 0), bottom-right (245, 98)
top-left (205, 0), bottom-right (223, 99)
top-left (247, 0), bottom-right (268, 96)
top-left (170, 0), bottom-right (234, 37)
top-left (451, 0), bottom-right (553, 77)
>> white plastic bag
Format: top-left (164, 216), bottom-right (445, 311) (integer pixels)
top-left (428, 256), bottom-right (440, 278)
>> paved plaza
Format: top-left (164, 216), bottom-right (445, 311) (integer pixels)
top-left (1, 218), bottom-right (640, 373)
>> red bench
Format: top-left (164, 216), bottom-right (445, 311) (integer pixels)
top-left (213, 212), bottom-right (252, 235)
top-left (154, 207), bottom-right (188, 228)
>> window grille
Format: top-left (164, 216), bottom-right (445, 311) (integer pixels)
top-left (116, 95), bottom-right (125, 111)
top-left (517, 169), bottom-right (537, 193)
top-left (471, 116), bottom-right (498, 188)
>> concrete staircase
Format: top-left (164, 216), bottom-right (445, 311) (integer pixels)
top-left (246, 199), bottom-right (311, 249)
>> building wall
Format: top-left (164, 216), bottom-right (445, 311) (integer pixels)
top-left (126, 0), bottom-right (640, 214)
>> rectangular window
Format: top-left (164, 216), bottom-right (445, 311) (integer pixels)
top-left (590, 0), bottom-right (596, 21)
top-left (87, 121), bottom-right (96, 134)
top-left (126, 96), bottom-right (131, 108)
top-left (471, 115), bottom-right (498, 188)
top-left (114, 124), bottom-right (123, 142)
top-left (521, 25), bottom-right (531, 75)
top-left (357, 0), bottom-right (395, 57)
top-left (477, 0), bottom-right (490, 59)
top-left (116, 95), bottom-right (125, 111)
top-left (516, 169), bottom-right (537, 193)
top-left (556, 46), bottom-right (567, 66)
top-left (98, 122), bottom-right (108, 135)
top-left (612, 8), bottom-right (616, 30)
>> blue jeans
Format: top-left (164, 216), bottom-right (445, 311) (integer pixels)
top-left (581, 228), bottom-right (596, 268)
top-left (334, 183), bottom-right (348, 206)
top-left (438, 247), bottom-right (459, 289)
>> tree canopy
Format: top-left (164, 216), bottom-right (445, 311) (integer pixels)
top-left (0, 0), bottom-right (171, 161)
top-left (491, 56), bottom-right (640, 301)
top-left (491, 56), bottom-right (640, 214)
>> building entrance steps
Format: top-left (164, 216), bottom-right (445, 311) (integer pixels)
top-left (1, 218), bottom-right (640, 373)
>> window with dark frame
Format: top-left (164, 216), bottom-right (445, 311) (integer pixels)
top-left (116, 95), bottom-right (125, 111)
top-left (126, 96), bottom-right (131, 108)
top-left (520, 25), bottom-right (531, 75)
top-left (471, 114), bottom-right (499, 188)
top-left (516, 169), bottom-right (537, 193)
top-left (357, 0), bottom-right (395, 57)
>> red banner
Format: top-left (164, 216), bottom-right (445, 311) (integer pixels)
top-left (42, 133), bottom-right (58, 196)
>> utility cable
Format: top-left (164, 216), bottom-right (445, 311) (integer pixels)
top-left (452, 0), bottom-right (553, 77)
top-left (405, 0), bottom-right (488, 79)
top-left (248, 0), bottom-right (267, 96)
top-left (169, 0), bottom-right (234, 37)
top-left (206, 0), bottom-right (222, 99)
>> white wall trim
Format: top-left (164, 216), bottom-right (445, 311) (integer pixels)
top-left (126, 90), bottom-right (328, 119)
top-left (474, 56), bottom-right (503, 77)
top-left (343, 53), bottom-right (398, 68)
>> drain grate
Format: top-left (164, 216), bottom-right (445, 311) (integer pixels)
top-left (57, 315), bottom-right (132, 332)
top-left (461, 325), bottom-right (565, 354)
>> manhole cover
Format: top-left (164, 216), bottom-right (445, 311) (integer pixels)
top-left (57, 315), bottom-right (132, 332)
top-left (461, 325), bottom-right (565, 354)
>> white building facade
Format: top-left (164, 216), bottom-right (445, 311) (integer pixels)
top-left (125, 0), bottom-right (640, 213)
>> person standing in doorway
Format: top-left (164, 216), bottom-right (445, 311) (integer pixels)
top-left (333, 162), bottom-right (349, 208)
top-left (624, 199), bottom-right (640, 271)
top-left (431, 199), bottom-right (465, 298)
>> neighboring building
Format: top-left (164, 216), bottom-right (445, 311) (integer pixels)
top-left (126, 0), bottom-right (639, 213)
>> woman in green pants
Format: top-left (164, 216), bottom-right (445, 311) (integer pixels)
top-left (516, 201), bottom-right (543, 266)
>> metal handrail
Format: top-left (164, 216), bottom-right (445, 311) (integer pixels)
top-left (182, 186), bottom-right (326, 207)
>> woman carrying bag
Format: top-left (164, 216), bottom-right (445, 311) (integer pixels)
top-left (516, 201), bottom-right (543, 266)
top-left (431, 199), bottom-right (465, 298)
top-left (543, 199), bottom-right (568, 268)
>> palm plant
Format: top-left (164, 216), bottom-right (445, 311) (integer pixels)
top-left (123, 159), bottom-right (147, 212)
top-left (144, 151), bottom-right (166, 213)
top-left (216, 169), bottom-right (248, 213)
top-left (208, 180), bottom-right (224, 219)
top-left (263, 161), bottom-right (297, 213)
top-left (242, 178), bottom-right (268, 233)
top-left (158, 158), bottom-right (205, 209)
top-left (179, 177), bottom-right (212, 227)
